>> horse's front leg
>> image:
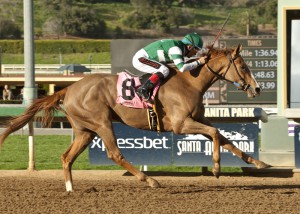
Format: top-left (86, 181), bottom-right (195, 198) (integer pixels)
top-left (178, 118), bottom-right (221, 178)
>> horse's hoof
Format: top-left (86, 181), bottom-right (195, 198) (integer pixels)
top-left (212, 168), bottom-right (220, 179)
top-left (64, 191), bottom-right (73, 196)
top-left (256, 161), bottom-right (272, 169)
top-left (147, 177), bottom-right (161, 188)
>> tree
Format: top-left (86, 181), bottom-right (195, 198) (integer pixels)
top-left (62, 6), bottom-right (107, 38)
top-left (42, 1), bottom-right (107, 38)
top-left (0, 19), bottom-right (22, 39)
top-left (124, 0), bottom-right (183, 33)
top-left (43, 17), bottom-right (64, 39)
top-left (255, 0), bottom-right (277, 26)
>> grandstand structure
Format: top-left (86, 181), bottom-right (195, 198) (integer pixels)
top-left (0, 64), bottom-right (111, 98)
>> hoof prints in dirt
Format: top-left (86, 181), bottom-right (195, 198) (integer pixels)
top-left (1, 172), bottom-right (300, 214)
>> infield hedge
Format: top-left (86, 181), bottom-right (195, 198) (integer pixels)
top-left (0, 40), bottom-right (110, 54)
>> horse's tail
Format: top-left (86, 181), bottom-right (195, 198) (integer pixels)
top-left (0, 87), bottom-right (68, 146)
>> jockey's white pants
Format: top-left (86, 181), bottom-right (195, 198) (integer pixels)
top-left (132, 49), bottom-right (170, 78)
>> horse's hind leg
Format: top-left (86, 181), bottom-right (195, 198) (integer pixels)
top-left (61, 129), bottom-right (94, 192)
top-left (219, 135), bottom-right (271, 168)
top-left (96, 123), bottom-right (160, 188)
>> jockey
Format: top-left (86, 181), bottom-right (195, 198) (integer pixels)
top-left (132, 32), bottom-right (208, 100)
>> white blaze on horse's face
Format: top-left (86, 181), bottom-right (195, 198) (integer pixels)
top-left (248, 71), bottom-right (261, 97)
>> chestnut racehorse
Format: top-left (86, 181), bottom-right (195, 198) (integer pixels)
top-left (0, 45), bottom-right (270, 192)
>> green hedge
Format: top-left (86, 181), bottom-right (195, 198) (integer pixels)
top-left (0, 40), bottom-right (111, 54)
top-left (0, 40), bottom-right (23, 54)
top-left (0, 100), bottom-right (23, 104)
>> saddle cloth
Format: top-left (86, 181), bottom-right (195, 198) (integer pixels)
top-left (116, 71), bottom-right (160, 109)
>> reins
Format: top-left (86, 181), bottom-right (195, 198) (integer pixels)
top-left (205, 53), bottom-right (250, 91)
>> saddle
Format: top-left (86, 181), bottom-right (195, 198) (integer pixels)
top-left (116, 70), bottom-right (160, 131)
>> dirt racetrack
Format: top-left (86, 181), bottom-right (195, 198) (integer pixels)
top-left (0, 170), bottom-right (300, 214)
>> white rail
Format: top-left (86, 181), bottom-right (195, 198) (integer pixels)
top-left (0, 64), bottom-right (111, 74)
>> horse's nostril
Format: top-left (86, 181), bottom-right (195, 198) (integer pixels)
top-left (255, 87), bottom-right (261, 94)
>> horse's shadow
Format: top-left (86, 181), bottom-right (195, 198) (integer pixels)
top-left (227, 184), bottom-right (300, 191)
top-left (123, 169), bottom-right (295, 178)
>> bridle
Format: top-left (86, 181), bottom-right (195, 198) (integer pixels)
top-left (205, 53), bottom-right (250, 91)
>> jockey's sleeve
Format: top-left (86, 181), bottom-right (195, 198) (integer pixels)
top-left (169, 46), bottom-right (200, 72)
top-left (179, 61), bottom-right (199, 72)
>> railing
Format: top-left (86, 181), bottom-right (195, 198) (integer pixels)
top-left (0, 104), bottom-right (68, 129)
top-left (0, 64), bottom-right (111, 75)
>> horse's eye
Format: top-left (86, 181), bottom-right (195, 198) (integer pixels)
top-left (241, 66), bottom-right (247, 71)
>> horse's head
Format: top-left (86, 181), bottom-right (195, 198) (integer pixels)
top-left (206, 44), bottom-right (261, 98)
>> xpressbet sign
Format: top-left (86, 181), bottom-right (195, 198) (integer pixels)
top-left (89, 123), bottom-right (173, 165)
top-left (89, 123), bottom-right (258, 167)
top-left (91, 136), bottom-right (170, 151)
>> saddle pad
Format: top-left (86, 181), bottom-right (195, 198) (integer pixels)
top-left (116, 71), bottom-right (159, 109)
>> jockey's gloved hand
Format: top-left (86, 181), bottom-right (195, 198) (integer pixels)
top-left (198, 56), bottom-right (208, 65)
top-left (196, 47), bottom-right (209, 56)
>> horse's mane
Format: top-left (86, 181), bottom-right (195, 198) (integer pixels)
top-left (206, 45), bottom-right (232, 57)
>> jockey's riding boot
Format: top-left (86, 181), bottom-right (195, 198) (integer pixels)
top-left (137, 73), bottom-right (163, 100)
top-left (136, 79), bottom-right (155, 100)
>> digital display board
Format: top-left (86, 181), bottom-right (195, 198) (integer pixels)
top-left (218, 38), bottom-right (277, 104)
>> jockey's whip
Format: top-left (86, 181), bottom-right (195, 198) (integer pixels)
top-left (211, 13), bottom-right (231, 48)
top-left (205, 14), bottom-right (231, 59)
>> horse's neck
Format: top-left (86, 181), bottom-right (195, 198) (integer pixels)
top-left (193, 53), bottom-right (230, 89)
top-left (178, 66), bottom-right (218, 94)
top-left (167, 55), bottom-right (227, 93)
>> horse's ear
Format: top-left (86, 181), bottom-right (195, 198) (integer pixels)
top-left (232, 44), bottom-right (242, 57)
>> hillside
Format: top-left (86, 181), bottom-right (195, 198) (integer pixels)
top-left (0, 0), bottom-right (277, 39)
